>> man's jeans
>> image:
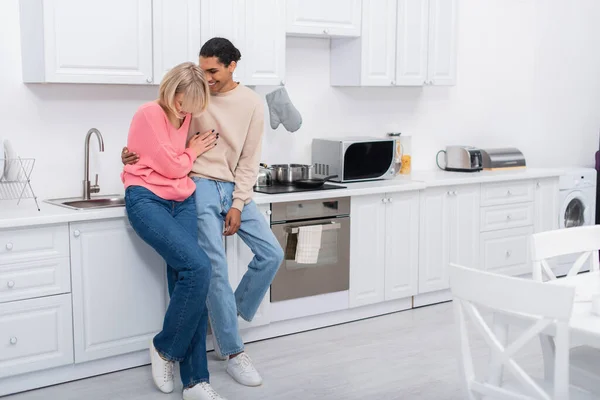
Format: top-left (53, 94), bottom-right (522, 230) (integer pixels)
top-left (125, 186), bottom-right (212, 387)
top-left (193, 178), bottom-right (284, 356)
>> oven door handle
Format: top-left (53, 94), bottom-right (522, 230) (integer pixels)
top-left (287, 221), bottom-right (341, 234)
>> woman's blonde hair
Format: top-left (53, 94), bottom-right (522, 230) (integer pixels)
top-left (158, 62), bottom-right (210, 117)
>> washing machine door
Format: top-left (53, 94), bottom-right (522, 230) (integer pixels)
top-left (559, 191), bottom-right (590, 229)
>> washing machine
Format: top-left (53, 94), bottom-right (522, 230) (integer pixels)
top-left (554, 168), bottom-right (597, 276)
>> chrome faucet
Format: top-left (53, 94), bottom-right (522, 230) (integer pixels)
top-left (83, 128), bottom-right (105, 199)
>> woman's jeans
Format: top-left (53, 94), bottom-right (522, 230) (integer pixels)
top-left (125, 185), bottom-right (212, 387)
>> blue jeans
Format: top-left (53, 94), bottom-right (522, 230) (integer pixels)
top-left (125, 186), bottom-right (212, 388)
top-left (192, 178), bottom-right (284, 356)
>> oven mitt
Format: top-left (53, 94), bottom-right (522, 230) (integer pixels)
top-left (266, 87), bottom-right (302, 132)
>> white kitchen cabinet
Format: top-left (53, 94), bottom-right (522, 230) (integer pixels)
top-left (0, 294), bottom-right (73, 378)
top-left (225, 204), bottom-right (272, 329)
top-left (330, 0), bottom-right (458, 87)
top-left (480, 226), bottom-right (533, 276)
top-left (349, 194), bottom-right (386, 307)
top-left (286, 0), bottom-right (362, 37)
top-left (349, 191), bottom-right (419, 307)
top-left (426, 0), bottom-right (458, 86)
top-left (200, 0), bottom-right (286, 86)
top-left (385, 191), bottom-right (420, 300)
top-left (153, 0), bottom-right (202, 83)
top-left (418, 184), bottom-right (480, 294)
top-left (20, 0), bottom-right (154, 84)
top-left (70, 219), bottom-right (167, 363)
top-left (534, 177), bottom-right (559, 233)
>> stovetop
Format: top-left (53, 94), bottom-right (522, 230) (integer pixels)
top-left (253, 183), bottom-right (347, 195)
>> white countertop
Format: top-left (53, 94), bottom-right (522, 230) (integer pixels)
top-left (0, 168), bottom-right (565, 229)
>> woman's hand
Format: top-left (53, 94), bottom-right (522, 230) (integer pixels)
top-left (122, 147), bottom-right (139, 165)
top-left (188, 130), bottom-right (218, 157)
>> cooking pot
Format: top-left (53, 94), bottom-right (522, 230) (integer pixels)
top-left (269, 164), bottom-right (312, 185)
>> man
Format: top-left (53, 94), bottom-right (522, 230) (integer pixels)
top-left (122, 37), bottom-right (284, 387)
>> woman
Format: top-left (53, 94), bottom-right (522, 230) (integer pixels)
top-left (122, 62), bottom-right (226, 400)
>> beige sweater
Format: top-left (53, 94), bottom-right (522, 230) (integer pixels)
top-left (188, 84), bottom-right (264, 211)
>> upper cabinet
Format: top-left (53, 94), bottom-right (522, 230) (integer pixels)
top-left (20, 0), bottom-right (154, 84)
top-left (19, 0), bottom-right (285, 86)
top-left (330, 0), bottom-right (458, 87)
top-left (286, 0), bottom-right (362, 37)
top-left (201, 0), bottom-right (286, 86)
top-left (153, 0), bottom-right (202, 83)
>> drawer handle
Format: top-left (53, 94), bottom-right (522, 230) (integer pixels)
top-left (9, 337), bottom-right (17, 345)
top-left (7, 280), bottom-right (15, 289)
top-left (73, 230), bottom-right (81, 238)
top-left (506, 214), bottom-right (512, 221)
top-left (5, 242), bottom-right (13, 251)
top-left (265, 210), bottom-right (272, 216)
top-left (507, 190), bottom-right (512, 196)
top-left (506, 251), bottom-right (512, 258)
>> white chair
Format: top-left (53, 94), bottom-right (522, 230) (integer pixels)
top-left (531, 225), bottom-right (600, 395)
top-left (448, 263), bottom-right (592, 399)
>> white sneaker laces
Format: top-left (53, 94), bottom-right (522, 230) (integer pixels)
top-left (238, 353), bottom-right (255, 373)
top-left (164, 361), bottom-right (173, 381)
top-left (199, 382), bottom-right (221, 399)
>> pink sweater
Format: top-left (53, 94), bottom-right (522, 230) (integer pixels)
top-left (122, 102), bottom-right (197, 201)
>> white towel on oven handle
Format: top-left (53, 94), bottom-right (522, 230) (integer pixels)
top-left (295, 225), bottom-right (323, 264)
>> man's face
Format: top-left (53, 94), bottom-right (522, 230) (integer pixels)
top-left (199, 56), bottom-right (235, 93)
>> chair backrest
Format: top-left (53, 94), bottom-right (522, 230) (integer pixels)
top-left (449, 263), bottom-right (575, 400)
top-left (530, 225), bottom-right (600, 281)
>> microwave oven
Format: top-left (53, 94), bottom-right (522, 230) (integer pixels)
top-left (311, 137), bottom-right (396, 183)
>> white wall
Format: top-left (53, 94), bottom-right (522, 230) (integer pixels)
top-left (1, 0), bottom-right (600, 202)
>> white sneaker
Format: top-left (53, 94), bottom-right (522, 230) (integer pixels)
top-left (210, 333), bottom-right (227, 361)
top-left (183, 382), bottom-right (227, 400)
top-left (226, 352), bottom-right (263, 387)
top-left (149, 340), bottom-right (174, 393)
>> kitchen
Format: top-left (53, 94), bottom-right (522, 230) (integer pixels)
top-left (2, 0), bottom-right (600, 399)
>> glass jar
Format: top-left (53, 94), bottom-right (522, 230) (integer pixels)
top-left (399, 135), bottom-right (412, 175)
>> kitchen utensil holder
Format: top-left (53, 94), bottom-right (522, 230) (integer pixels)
top-left (0, 157), bottom-right (40, 211)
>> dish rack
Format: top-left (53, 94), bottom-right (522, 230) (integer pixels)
top-left (0, 157), bottom-right (40, 211)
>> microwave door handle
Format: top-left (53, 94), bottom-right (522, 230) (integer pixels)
top-left (287, 221), bottom-right (341, 234)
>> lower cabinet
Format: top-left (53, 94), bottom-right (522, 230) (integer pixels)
top-left (349, 191), bottom-right (420, 308)
top-left (69, 218), bottom-right (167, 363)
top-left (418, 184), bottom-right (481, 294)
top-left (225, 204), bottom-right (272, 329)
top-left (0, 294), bottom-right (73, 378)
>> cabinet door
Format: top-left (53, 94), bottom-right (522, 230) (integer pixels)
top-left (349, 195), bottom-right (386, 307)
top-left (385, 191), bottom-right (419, 300)
top-left (153, 0), bottom-right (201, 83)
top-left (534, 178), bottom-right (559, 233)
top-left (286, 0), bottom-right (361, 37)
top-left (418, 187), bottom-right (452, 293)
top-left (225, 204), bottom-right (272, 329)
top-left (451, 184), bottom-right (481, 269)
top-left (360, 0), bottom-right (398, 86)
top-left (243, 0), bottom-right (286, 86)
top-left (0, 294), bottom-right (73, 378)
top-left (200, 0), bottom-right (246, 82)
top-left (427, 0), bottom-right (458, 85)
top-left (70, 219), bottom-right (167, 363)
top-left (42, 0), bottom-right (153, 84)
top-left (395, 0), bottom-right (429, 86)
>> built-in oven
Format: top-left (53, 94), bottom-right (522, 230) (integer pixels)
top-left (270, 197), bottom-right (350, 303)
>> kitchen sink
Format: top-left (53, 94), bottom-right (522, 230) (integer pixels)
top-left (45, 195), bottom-right (125, 210)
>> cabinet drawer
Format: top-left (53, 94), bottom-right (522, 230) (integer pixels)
top-left (480, 227), bottom-right (533, 276)
top-left (0, 224), bottom-right (69, 265)
top-left (0, 294), bottom-right (74, 378)
top-left (0, 258), bottom-right (71, 304)
top-left (481, 181), bottom-right (534, 206)
top-left (480, 203), bottom-right (534, 232)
